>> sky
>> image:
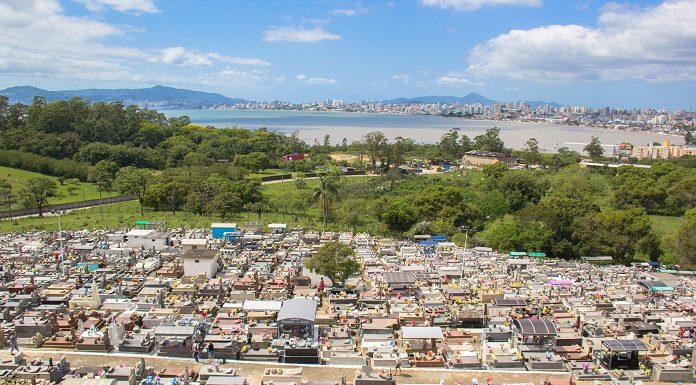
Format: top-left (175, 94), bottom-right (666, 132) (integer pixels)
top-left (0, 0), bottom-right (695, 109)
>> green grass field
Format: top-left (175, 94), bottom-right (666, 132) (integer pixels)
top-left (0, 166), bottom-right (117, 208)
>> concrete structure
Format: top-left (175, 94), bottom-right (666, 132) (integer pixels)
top-left (124, 229), bottom-right (170, 251)
top-left (462, 150), bottom-right (517, 168)
top-left (181, 238), bottom-right (208, 252)
top-left (211, 223), bottom-right (237, 239)
top-left (632, 140), bottom-right (696, 160)
top-left (182, 249), bottom-right (218, 278)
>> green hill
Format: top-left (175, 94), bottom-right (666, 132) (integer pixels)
top-left (0, 166), bottom-right (117, 209)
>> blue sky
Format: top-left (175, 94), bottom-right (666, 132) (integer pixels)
top-left (0, 0), bottom-right (695, 109)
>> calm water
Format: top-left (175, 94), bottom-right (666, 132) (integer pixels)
top-left (160, 109), bottom-right (682, 151)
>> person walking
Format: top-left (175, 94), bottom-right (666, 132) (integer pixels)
top-left (207, 342), bottom-right (215, 363)
top-left (318, 277), bottom-right (325, 296)
top-left (9, 333), bottom-right (18, 355)
top-left (191, 340), bottom-right (200, 363)
top-left (394, 353), bottom-right (403, 375)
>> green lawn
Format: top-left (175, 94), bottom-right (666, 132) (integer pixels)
top-left (0, 166), bottom-right (117, 208)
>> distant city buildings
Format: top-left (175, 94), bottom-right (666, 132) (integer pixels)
top-left (630, 141), bottom-right (696, 160)
top-left (212, 99), bottom-right (695, 139)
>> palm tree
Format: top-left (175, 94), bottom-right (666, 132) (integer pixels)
top-left (312, 175), bottom-right (339, 228)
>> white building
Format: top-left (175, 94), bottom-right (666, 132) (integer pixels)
top-left (124, 229), bottom-right (170, 251)
top-left (183, 249), bottom-right (219, 278)
top-left (181, 238), bottom-right (208, 252)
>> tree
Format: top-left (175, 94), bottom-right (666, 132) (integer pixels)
top-left (89, 160), bottom-right (119, 219)
top-left (478, 218), bottom-right (551, 253)
top-left (666, 175), bottom-right (696, 212)
top-left (305, 241), bottom-right (361, 285)
top-left (0, 178), bottom-right (12, 208)
top-left (363, 131), bottom-right (387, 172)
top-left (522, 137), bottom-right (540, 165)
top-left (18, 177), bottom-right (57, 216)
top-left (312, 174), bottom-right (340, 227)
top-left (244, 199), bottom-right (269, 220)
top-left (210, 190), bottom-right (243, 219)
top-left (671, 209), bottom-right (696, 268)
top-left (142, 183), bottom-right (168, 211)
top-left (295, 176), bottom-right (307, 189)
top-left (438, 129), bottom-right (461, 160)
top-left (381, 199), bottom-right (418, 232)
top-left (473, 127), bottom-right (504, 152)
top-left (390, 136), bottom-right (409, 167)
top-left (685, 131), bottom-right (696, 145)
top-left (548, 147), bottom-right (581, 170)
top-left (182, 152), bottom-right (212, 167)
top-left (164, 179), bottom-right (190, 214)
top-left (498, 171), bottom-right (548, 212)
top-left (573, 208), bottom-right (660, 263)
top-left (233, 152), bottom-right (271, 172)
top-left (114, 166), bottom-right (151, 216)
top-left (584, 136), bottom-right (604, 160)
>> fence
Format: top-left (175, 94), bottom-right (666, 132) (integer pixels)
top-left (259, 173), bottom-right (293, 182)
top-left (0, 194), bottom-right (138, 219)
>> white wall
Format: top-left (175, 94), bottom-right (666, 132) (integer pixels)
top-left (183, 257), bottom-right (217, 278)
top-left (127, 235), bottom-right (168, 251)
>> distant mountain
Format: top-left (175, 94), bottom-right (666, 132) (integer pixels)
top-left (0, 85), bottom-right (249, 108)
top-left (382, 93), bottom-right (498, 105)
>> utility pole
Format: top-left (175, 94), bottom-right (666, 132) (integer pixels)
top-left (459, 226), bottom-right (475, 285)
top-left (52, 209), bottom-right (64, 266)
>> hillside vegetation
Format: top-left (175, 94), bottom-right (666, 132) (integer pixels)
top-left (0, 95), bottom-right (694, 266)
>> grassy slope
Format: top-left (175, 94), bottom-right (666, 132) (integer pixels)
top-left (0, 166), bottom-right (117, 207)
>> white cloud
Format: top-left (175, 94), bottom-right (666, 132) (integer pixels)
top-left (436, 72), bottom-right (482, 86)
top-left (506, 86), bottom-right (520, 92)
top-left (306, 77), bottom-right (337, 85)
top-left (421, 0), bottom-right (541, 11)
top-left (294, 74), bottom-right (337, 85)
top-left (263, 26), bottom-right (341, 42)
top-left (151, 48), bottom-right (270, 67)
top-left (0, 0), bottom-right (146, 81)
top-left (76, 0), bottom-right (159, 14)
top-left (467, 0), bottom-right (696, 82)
top-left (212, 55), bottom-right (270, 67)
top-left (157, 47), bottom-right (213, 66)
top-left (332, 8), bottom-right (366, 16)
top-left (214, 68), bottom-right (266, 86)
top-left (0, 0), bottom-right (270, 87)
top-left (389, 73), bottom-right (410, 84)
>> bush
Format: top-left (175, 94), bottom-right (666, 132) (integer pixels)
top-left (0, 149), bottom-right (90, 180)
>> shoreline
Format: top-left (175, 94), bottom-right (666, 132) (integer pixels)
top-left (161, 109), bottom-right (684, 148)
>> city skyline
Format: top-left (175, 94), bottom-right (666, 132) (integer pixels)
top-left (0, 0), bottom-right (695, 109)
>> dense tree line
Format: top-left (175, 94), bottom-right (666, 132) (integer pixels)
top-left (612, 163), bottom-right (696, 215)
top-left (0, 95), bottom-right (309, 171)
top-left (0, 149), bottom-right (91, 180)
top-left (112, 166), bottom-right (263, 218)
